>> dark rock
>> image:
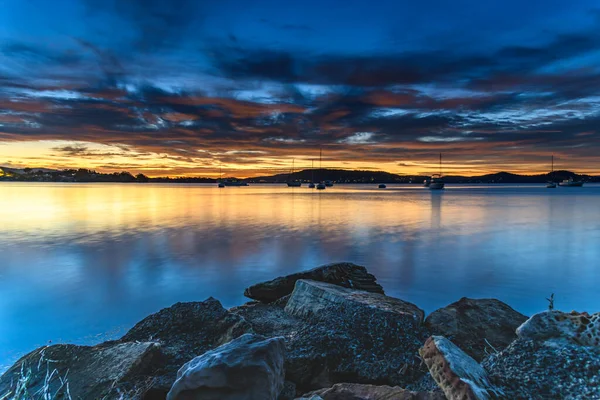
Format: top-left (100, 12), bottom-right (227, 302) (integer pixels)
top-left (285, 279), bottom-right (428, 388)
top-left (167, 333), bottom-right (286, 400)
top-left (244, 262), bottom-right (384, 303)
top-left (231, 300), bottom-right (333, 391)
top-left (296, 383), bottom-right (446, 399)
top-left (279, 381), bottom-right (298, 400)
top-left (233, 281), bottom-right (429, 393)
top-left (419, 336), bottom-right (501, 400)
top-left (0, 341), bottom-right (161, 399)
top-left (121, 297), bottom-right (252, 395)
top-left (425, 297), bottom-right (527, 361)
top-left (404, 373), bottom-right (444, 393)
top-left (483, 339), bottom-right (600, 399)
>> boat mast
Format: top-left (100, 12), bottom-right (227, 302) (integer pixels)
top-left (439, 153), bottom-right (442, 176)
top-left (320, 147), bottom-right (322, 182)
top-left (287, 159), bottom-right (293, 182)
top-left (311, 159), bottom-right (314, 182)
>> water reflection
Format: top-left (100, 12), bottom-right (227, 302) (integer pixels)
top-left (1, 183), bottom-right (600, 370)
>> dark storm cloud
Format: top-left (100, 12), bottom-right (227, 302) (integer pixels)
top-left (1, 42), bottom-right (83, 68)
top-left (52, 144), bottom-right (89, 156)
top-left (2, 0), bottom-right (600, 174)
top-left (210, 23), bottom-right (600, 90)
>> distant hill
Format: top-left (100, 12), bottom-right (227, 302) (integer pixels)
top-left (1, 166), bottom-right (598, 183)
top-left (1, 167), bottom-right (58, 174)
top-left (249, 169), bottom-right (405, 183)
top-left (251, 169), bottom-right (599, 184)
top-left (443, 170), bottom-right (596, 183)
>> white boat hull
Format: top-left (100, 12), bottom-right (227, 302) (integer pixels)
top-left (559, 182), bottom-right (583, 187)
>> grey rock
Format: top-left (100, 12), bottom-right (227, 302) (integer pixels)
top-left (516, 310), bottom-right (600, 346)
top-left (425, 297), bottom-right (527, 361)
top-left (121, 297), bottom-right (252, 396)
top-left (233, 281), bottom-right (429, 393)
top-left (296, 383), bottom-right (446, 399)
top-left (483, 339), bottom-right (600, 399)
top-left (231, 300), bottom-right (333, 392)
top-left (284, 280), bottom-right (426, 390)
top-left (244, 262), bottom-right (384, 303)
top-left (166, 333), bottom-right (286, 400)
top-left (285, 279), bottom-right (423, 322)
top-left (0, 341), bottom-right (161, 399)
top-left (419, 336), bottom-right (501, 400)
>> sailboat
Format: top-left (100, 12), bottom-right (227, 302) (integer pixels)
top-left (218, 166), bottom-right (225, 187)
top-left (556, 156), bottom-right (584, 187)
top-left (316, 148), bottom-right (326, 190)
top-left (546, 155), bottom-right (556, 188)
top-left (287, 159), bottom-right (302, 187)
top-left (559, 177), bottom-right (584, 187)
top-left (428, 153), bottom-right (445, 190)
top-left (308, 159), bottom-right (316, 188)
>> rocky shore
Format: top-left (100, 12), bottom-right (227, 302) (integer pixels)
top-left (1, 262), bottom-right (599, 399)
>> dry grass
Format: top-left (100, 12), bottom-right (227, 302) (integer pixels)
top-left (0, 349), bottom-right (71, 400)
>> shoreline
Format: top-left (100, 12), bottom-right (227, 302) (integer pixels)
top-left (2, 262), bottom-right (598, 399)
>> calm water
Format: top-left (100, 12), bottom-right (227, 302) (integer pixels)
top-left (1, 182), bottom-right (600, 370)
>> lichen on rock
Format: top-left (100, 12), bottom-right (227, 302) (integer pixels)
top-left (419, 336), bottom-right (501, 400)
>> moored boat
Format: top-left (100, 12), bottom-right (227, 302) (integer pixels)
top-left (316, 147), bottom-right (326, 190)
top-left (286, 159), bottom-right (302, 187)
top-left (546, 155), bottom-right (556, 188)
top-left (219, 179), bottom-right (248, 186)
top-left (558, 177), bottom-right (583, 187)
top-left (428, 153), bottom-right (445, 190)
top-left (429, 175), bottom-right (445, 190)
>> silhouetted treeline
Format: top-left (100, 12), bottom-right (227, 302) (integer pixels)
top-left (1, 166), bottom-right (599, 183)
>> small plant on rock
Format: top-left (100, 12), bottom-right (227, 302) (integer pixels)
top-left (546, 293), bottom-right (555, 311)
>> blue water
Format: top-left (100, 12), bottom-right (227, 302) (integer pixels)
top-left (1, 182), bottom-right (600, 371)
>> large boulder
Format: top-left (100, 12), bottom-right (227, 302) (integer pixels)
top-left (244, 262), bottom-right (384, 303)
top-left (419, 336), bottom-right (501, 400)
top-left (231, 300), bottom-right (335, 393)
top-left (284, 280), bottom-right (427, 390)
top-left (167, 333), bottom-right (286, 400)
top-left (516, 310), bottom-right (600, 346)
top-left (285, 279), bottom-right (423, 322)
top-left (121, 297), bottom-right (252, 396)
top-left (0, 341), bottom-right (161, 399)
top-left (425, 297), bottom-right (527, 361)
top-left (482, 339), bottom-right (600, 399)
top-left (296, 383), bottom-right (446, 399)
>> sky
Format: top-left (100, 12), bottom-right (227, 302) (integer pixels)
top-left (1, 0), bottom-right (600, 177)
